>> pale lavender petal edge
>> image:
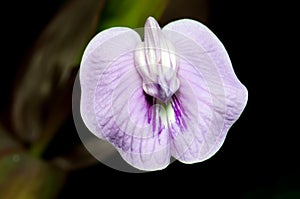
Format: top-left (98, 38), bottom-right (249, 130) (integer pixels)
top-left (79, 27), bottom-right (141, 139)
top-left (163, 19), bottom-right (248, 163)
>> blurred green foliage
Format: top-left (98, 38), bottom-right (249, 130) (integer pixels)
top-left (99, 0), bottom-right (169, 30)
top-left (0, 153), bottom-right (65, 199)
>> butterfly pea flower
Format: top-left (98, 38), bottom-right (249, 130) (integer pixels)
top-left (79, 17), bottom-right (248, 171)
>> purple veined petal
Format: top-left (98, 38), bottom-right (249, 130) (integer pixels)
top-left (161, 19), bottom-right (248, 163)
top-left (94, 52), bottom-right (171, 171)
top-left (80, 26), bottom-right (171, 171)
top-left (80, 27), bottom-right (141, 140)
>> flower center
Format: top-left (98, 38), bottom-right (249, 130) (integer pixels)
top-left (134, 17), bottom-right (180, 103)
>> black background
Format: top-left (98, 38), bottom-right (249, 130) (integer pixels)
top-left (1, 0), bottom-right (298, 198)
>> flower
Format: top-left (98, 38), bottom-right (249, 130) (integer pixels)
top-left (79, 17), bottom-right (248, 171)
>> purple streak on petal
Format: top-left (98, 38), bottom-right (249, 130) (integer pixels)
top-left (143, 91), bottom-right (155, 125)
top-left (171, 95), bottom-right (186, 130)
top-left (163, 94), bottom-right (189, 141)
top-left (147, 106), bottom-right (152, 124)
top-left (158, 126), bottom-right (164, 136)
top-left (162, 19), bottom-right (248, 163)
top-left (151, 105), bottom-right (156, 137)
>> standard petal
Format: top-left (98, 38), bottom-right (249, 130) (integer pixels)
top-left (94, 52), bottom-right (171, 171)
top-left (163, 19), bottom-right (248, 163)
top-left (80, 27), bottom-right (170, 170)
top-left (80, 27), bottom-right (141, 139)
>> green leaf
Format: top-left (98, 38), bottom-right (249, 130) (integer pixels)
top-left (0, 154), bottom-right (65, 199)
top-left (99, 0), bottom-right (169, 30)
top-left (0, 125), bottom-right (66, 199)
top-left (12, 0), bottom-right (105, 156)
